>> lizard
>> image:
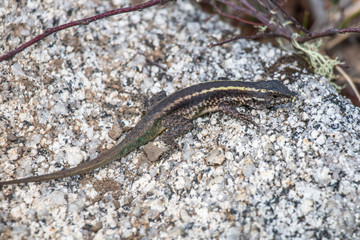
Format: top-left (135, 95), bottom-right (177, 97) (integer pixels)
top-left (0, 80), bottom-right (296, 186)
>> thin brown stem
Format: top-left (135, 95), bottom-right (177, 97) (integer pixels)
top-left (296, 27), bottom-right (360, 43)
top-left (209, 32), bottom-right (291, 48)
top-left (216, 0), bottom-right (257, 17)
top-left (268, 0), bottom-right (310, 34)
top-left (210, 2), bottom-right (263, 26)
top-left (336, 65), bottom-right (360, 104)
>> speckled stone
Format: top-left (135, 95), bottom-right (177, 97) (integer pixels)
top-left (0, 0), bottom-right (359, 239)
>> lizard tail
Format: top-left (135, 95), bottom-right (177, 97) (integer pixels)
top-left (0, 141), bottom-right (131, 186)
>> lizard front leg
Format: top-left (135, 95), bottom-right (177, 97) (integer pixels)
top-left (219, 102), bottom-right (257, 127)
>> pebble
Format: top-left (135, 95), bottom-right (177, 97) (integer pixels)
top-left (206, 147), bottom-right (225, 166)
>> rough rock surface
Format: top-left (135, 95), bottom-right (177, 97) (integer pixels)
top-left (0, 1), bottom-right (359, 239)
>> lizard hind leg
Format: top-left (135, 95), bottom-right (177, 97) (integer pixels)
top-left (160, 116), bottom-right (194, 148)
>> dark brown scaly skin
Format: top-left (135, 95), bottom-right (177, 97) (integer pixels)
top-left (0, 80), bottom-right (296, 186)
